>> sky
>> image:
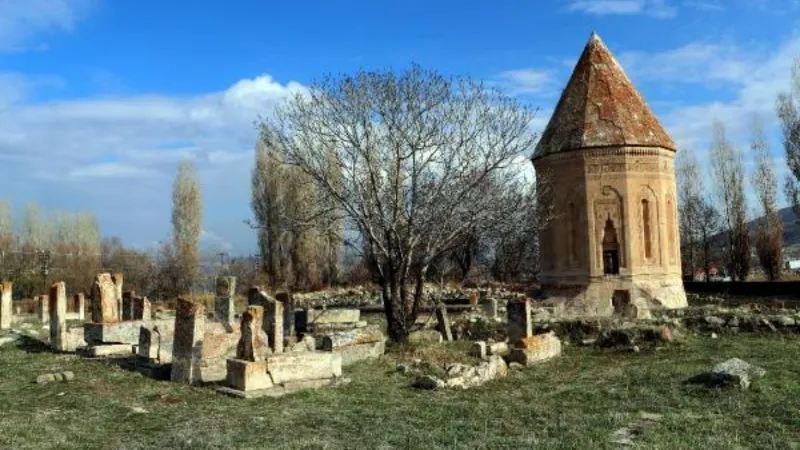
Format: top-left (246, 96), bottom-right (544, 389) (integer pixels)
top-left (1, 0), bottom-right (799, 255)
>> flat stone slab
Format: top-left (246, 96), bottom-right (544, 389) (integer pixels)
top-left (84, 319), bottom-right (173, 345)
top-left (82, 344), bottom-right (134, 357)
top-left (266, 351), bottom-right (342, 384)
top-left (333, 341), bottom-right (385, 366)
top-left (217, 378), bottom-right (347, 399)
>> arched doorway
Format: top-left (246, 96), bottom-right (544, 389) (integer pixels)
top-left (602, 215), bottom-right (620, 275)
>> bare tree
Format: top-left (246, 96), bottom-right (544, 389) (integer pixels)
top-left (171, 159), bottom-right (203, 296)
top-left (676, 146), bottom-right (702, 276)
top-left (750, 117), bottom-right (783, 280)
top-left (259, 65), bottom-right (544, 341)
top-left (710, 121), bottom-right (750, 281)
top-left (777, 57), bottom-right (800, 220)
top-left (0, 200), bottom-right (13, 279)
top-left (696, 198), bottom-right (721, 282)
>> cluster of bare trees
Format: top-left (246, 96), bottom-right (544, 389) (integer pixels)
top-left (250, 141), bottom-right (341, 291)
top-left (255, 65), bottom-right (548, 341)
top-left (0, 201), bottom-right (102, 297)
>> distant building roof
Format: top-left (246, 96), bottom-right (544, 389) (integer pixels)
top-left (532, 32), bottom-right (677, 161)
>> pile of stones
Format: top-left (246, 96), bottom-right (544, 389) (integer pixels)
top-left (403, 356), bottom-right (509, 390)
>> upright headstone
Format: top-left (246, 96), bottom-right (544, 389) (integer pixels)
top-left (237, 305), bottom-right (267, 361)
top-left (73, 293), bottom-right (85, 321)
top-left (132, 296), bottom-right (151, 321)
top-left (507, 298), bottom-right (532, 344)
top-left (121, 291), bottom-right (136, 321)
top-left (49, 282), bottom-right (68, 351)
top-left (435, 302), bottom-right (454, 341)
top-left (214, 276), bottom-right (236, 323)
top-left (265, 296), bottom-right (284, 354)
top-left (171, 298), bottom-right (206, 384)
top-left (91, 273), bottom-right (118, 323)
top-left (468, 292), bottom-right (479, 306)
top-left (276, 292), bottom-right (295, 340)
top-left (0, 281), bottom-right (12, 330)
top-left (482, 298), bottom-right (498, 319)
top-left (112, 273), bottom-right (123, 321)
top-left (37, 295), bottom-right (49, 324)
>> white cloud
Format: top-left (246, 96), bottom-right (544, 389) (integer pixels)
top-left (0, 0), bottom-right (92, 52)
top-left (568, 0), bottom-right (676, 18)
top-left (493, 69), bottom-right (559, 97)
top-left (0, 72), bottom-right (305, 252)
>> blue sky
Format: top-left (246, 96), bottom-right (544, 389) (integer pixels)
top-left (1, 0), bottom-right (799, 254)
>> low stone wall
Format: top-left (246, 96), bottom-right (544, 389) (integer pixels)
top-left (84, 319), bottom-right (174, 345)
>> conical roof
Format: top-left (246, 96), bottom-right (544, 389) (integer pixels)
top-left (532, 32), bottom-right (676, 160)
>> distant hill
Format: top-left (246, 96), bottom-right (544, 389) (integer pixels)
top-left (747, 206), bottom-right (800, 258)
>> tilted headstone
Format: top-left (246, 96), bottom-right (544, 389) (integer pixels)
top-left (507, 298), bottom-right (532, 344)
top-left (0, 281), bottom-right (12, 330)
top-left (49, 282), bottom-right (68, 351)
top-left (265, 296), bottom-right (284, 354)
top-left (91, 273), bottom-right (118, 323)
top-left (112, 273), bottom-right (123, 321)
top-left (215, 276), bottom-right (236, 323)
top-left (435, 302), bottom-right (454, 341)
top-left (236, 305), bottom-right (267, 361)
top-left (37, 295), bottom-right (49, 324)
top-left (170, 298), bottom-right (206, 384)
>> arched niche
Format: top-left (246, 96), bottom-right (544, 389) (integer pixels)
top-left (639, 185), bottom-right (661, 266)
top-left (593, 186), bottom-right (625, 272)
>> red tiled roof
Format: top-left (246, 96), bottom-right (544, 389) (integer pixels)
top-left (533, 32), bottom-right (677, 160)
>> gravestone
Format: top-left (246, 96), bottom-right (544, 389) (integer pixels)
top-left (215, 276), bottom-right (236, 323)
top-left (49, 282), bottom-right (68, 351)
top-left (266, 297), bottom-right (284, 354)
top-left (112, 273), bottom-right (123, 321)
top-left (507, 298), bottom-right (532, 344)
top-left (237, 305), bottom-right (267, 361)
top-left (276, 292), bottom-right (295, 341)
top-left (91, 273), bottom-right (118, 323)
top-left (0, 281), bottom-right (12, 330)
top-left (37, 295), bottom-right (49, 324)
top-left (435, 303), bottom-right (454, 341)
top-left (170, 298), bottom-right (206, 384)
top-left (132, 296), bottom-right (151, 320)
top-left (481, 298), bottom-right (498, 319)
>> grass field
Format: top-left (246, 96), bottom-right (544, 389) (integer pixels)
top-left (1, 332), bottom-right (799, 449)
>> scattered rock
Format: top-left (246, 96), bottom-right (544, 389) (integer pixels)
top-left (35, 371), bottom-right (74, 384)
top-left (470, 341), bottom-right (487, 359)
top-left (0, 335), bottom-right (19, 347)
top-left (509, 362), bottom-right (525, 371)
top-left (710, 332), bottom-right (718, 339)
top-left (36, 374), bottom-right (56, 384)
top-left (509, 332), bottom-right (562, 366)
top-left (610, 426), bottom-right (640, 446)
top-left (408, 330), bottom-right (443, 345)
top-left (687, 358), bottom-right (766, 389)
top-left (632, 345), bottom-right (640, 353)
top-left (705, 316), bottom-right (725, 327)
top-left (130, 406), bottom-right (148, 414)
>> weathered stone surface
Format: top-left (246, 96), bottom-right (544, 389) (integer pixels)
top-left (320, 326), bottom-right (384, 351)
top-left (510, 332), bottom-right (562, 366)
top-left (333, 341), bottom-right (385, 366)
top-left (217, 377), bottom-right (339, 399)
top-left (112, 273), bottom-right (123, 321)
top-left (408, 329), bottom-right (443, 345)
top-left (73, 293), bottom-right (85, 321)
top-left (266, 297), bottom-right (284, 354)
top-left (411, 356), bottom-right (507, 390)
top-left (710, 358), bottom-right (766, 389)
top-left (288, 335), bottom-right (316, 353)
top-left (138, 324), bottom-right (174, 363)
top-left (215, 276), bottom-right (236, 323)
top-left (36, 373), bottom-right (57, 384)
top-left (266, 351), bottom-right (342, 384)
top-left (306, 321), bottom-right (368, 332)
top-left (471, 341), bottom-right (487, 359)
top-left (226, 359), bottom-right (272, 391)
top-left (91, 273), bottom-right (118, 324)
top-left (507, 299), bottom-right (532, 344)
top-left (84, 343), bottom-right (134, 356)
top-left (435, 303), bottom-right (454, 341)
top-left (171, 298), bottom-right (206, 384)
top-left (237, 305), bottom-right (268, 362)
top-left (49, 282), bottom-right (68, 351)
top-left (37, 295), bottom-right (49, 324)
top-left (85, 319), bottom-right (173, 345)
top-left (486, 342), bottom-right (510, 356)
top-left (0, 281), bottom-right (12, 330)
top-left (303, 308), bottom-right (360, 326)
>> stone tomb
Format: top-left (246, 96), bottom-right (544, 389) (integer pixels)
top-left (214, 276), bottom-right (236, 323)
top-left (49, 282), bottom-right (68, 351)
top-left (91, 273), bottom-right (118, 323)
